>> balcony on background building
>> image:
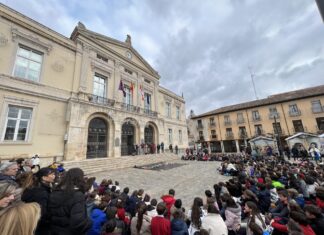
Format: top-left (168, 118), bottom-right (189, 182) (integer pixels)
top-left (225, 132), bottom-right (234, 139)
top-left (224, 120), bottom-right (232, 126)
top-left (289, 109), bottom-right (302, 117)
top-left (209, 122), bottom-right (216, 127)
top-left (292, 126), bottom-right (307, 134)
top-left (254, 130), bottom-right (265, 136)
top-left (312, 106), bottom-right (324, 114)
top-left (273, 129), bottom-right (285, 136)
top-left (197, 124), bottom-right (204, 130)
top-left (269, 112), bottom-right (280, 119)
top-left (237, 119), bottom-right (245, 124)
top-left (210, 134), bottom-right (218, 140)
top-left (238, 131), bottom-right (248, 139)
top-left (252, 116), bottom-right (262, 122)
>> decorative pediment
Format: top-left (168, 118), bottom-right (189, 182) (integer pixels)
top-left (11, 28), bottom-right (52, 54)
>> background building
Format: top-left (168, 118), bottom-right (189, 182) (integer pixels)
top-left (189, 85), bottom-right (324, 153)
top-left (0, 4), bottom-right (188, 164)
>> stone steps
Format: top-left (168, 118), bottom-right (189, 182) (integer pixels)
top-left (62, 153), bottom-right (180, 174)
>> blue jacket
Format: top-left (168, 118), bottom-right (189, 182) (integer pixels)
top-left (87, 209), bottom-right (107, 235)
top-left (171, 218), bottom-right (189, 235)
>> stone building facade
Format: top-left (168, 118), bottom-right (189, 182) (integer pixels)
top-left (190, 85), bottom-right (324, 153)
top-left (0, 4), bottom-right (188, 164)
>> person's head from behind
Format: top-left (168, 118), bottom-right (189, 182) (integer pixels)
top-left (169, 189), bottom-right (175, 196)
top-left (0, 162), bottom-right (18, 177)
top-left (0, 181), bottom-right (16, 208)
top-left (304, 205), bottom-right (322, 219)
top-left (0, 202), bottom-right (40, 235)
top-left (287, 219), bottom-right (302, 234)
top-left (174, 199), bottom-right (182, 209)
top-left (156, 202), bottom-right (166, 216)
top-left (205, 189), bottom-right (212, 198)
top-left (150, 198), bottom-right (157, 207)
top-left (221, 193), bottom-right (237, 208)
top-left (106, 206), bottom-right (118, 220)
top-left (59, 168), bottom-right (85, 193)
top-left (290, 211), bottom-right (309, 226)
top-left (207, 204), bottom-right (219, 214)
top-left (123, 187), bottom-right (129, 194)
top-left (102, 219), bottom-right (116, 234)
top-left (192, 197), bottom-right (203, 209)
top-left (172, 209), bottom-right (183, 219)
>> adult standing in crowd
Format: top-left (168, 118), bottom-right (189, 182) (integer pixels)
top-left (0, 162), bottom-right (18, 182)
top-left (21, 167), bottom-right (56, 235)
top-left (201, 204), bottom-right (227, 235)
top-left (48, 168), bottom-right (92, 235)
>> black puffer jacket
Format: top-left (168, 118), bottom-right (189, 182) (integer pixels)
top-left (22, 183), bottom-right (52, 235)
top-left (48, 189), bottom-right (92, 235)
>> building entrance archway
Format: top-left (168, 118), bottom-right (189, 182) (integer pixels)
top-left (121, 122), bottom-right (136, 156)
top-left (87, 118), bottom-right (107, 158)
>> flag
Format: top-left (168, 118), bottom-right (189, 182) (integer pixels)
top-left (118, 80), bottom-right (126, 97)
top-left (140, 85), bottom-right (144, 101)
top-left (147, 94), bottom-right (150, 104)
top-left (130, 82), bottom-right (134, 95)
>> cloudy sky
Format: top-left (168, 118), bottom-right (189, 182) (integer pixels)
top-left (2, 0), bottom-right (324, 115)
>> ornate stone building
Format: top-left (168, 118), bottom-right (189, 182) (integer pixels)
top-left (0, 4), bottom-right (188, 164)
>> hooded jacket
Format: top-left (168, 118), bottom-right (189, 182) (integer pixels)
top-left (88, 208), bottom-right (107, 235)
top-left (171, 218), bottom-right (189, 235)
top-left (201, 213), bottom-right (227, 235)
top-left (161, 194), bottom-right (176, 219)
top-left (224, 205), bottom-right (241, 231)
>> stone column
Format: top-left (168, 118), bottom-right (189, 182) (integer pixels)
top-left (79, 44), bottom-right (90, 92)
top-left (235, 140), bottom-right (240, 153)
top-left (221, 141), bottom-right (225, 153)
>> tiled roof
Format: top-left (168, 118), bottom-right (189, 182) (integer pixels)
top-left (193, 84), bottom-right (324, 118)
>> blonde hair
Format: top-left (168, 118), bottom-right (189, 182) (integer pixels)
top-left (0, 202), bottom-right (41, 235)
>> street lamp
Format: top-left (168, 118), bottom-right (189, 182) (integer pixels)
top-left (274, 116), bottom-right (284, 160)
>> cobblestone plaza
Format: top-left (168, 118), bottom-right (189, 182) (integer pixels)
top-left (89, 160), bottom-right (227, 210)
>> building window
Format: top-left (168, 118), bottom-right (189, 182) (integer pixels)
top-left (210, 117), bottom-right (215, 126)
top-left (96, 54), bottom-right (108, 63)
top-left (168, 128), bottom-right (173, 144)
top-left (272, 122), bottom-right (282, 135)
top-left (255, 124), bottom-right (263, 135)
top-left (224, 115), bottom-right (231, 125)
top-left (197, 119), bottom-right (203, 129)
top-left (124, 86), bottom-right (132, 105)
top-left (93, 74), bottom-right (107, 102)
top-left (3, 106), bottom-right (32, 141)
top-left (176, 106), bottom-right (180, 120)
top-left (165, 102), bottom-right (171, 118)
top-left (237, 113), bottom-right (244, 124)
top-left (312, 100), bottom-right (323, 113)
top-left (293, 120), bottom-right (304, 133)
top-left (144, 93), bottom-right (151, 111)
top-left (178, 130), bottom-right (182, 144)
top-left (13, 45), bottom-right (43, 82)
top-left (199, 131), bottom-right (204, 141)
top-left (252, 110), bottom-right (261, 121)
top-left (124, 68), bottom-right (133, 75)
top-left (211, 130), bottom-right (217, 139)
top-left (269, 107), bottom-right (279, 119)
top-left (316, 117), bottom-right (324, 131)
top-left (239, 126), bottom-right (247, 138)
top-left (225, 128), bottom-right (233, 138)
top-left (289, 104), bottom-right (301, 116)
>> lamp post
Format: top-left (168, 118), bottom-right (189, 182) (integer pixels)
top-left (274, 116), bottom-right (284, 160)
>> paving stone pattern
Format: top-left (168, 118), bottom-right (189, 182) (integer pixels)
top-left (89, 160), bottom-right (227, 210)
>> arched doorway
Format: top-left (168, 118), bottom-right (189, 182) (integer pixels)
top-left (87, 118), bottom-right (107, 158)
top-left (121, 122), bottom-right (136, 156)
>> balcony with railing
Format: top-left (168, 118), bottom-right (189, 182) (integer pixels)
top-left (77, 92), bottom-right (115, 107)
top-left (269, 112), bottom-right (280, 119)
top-left (209, 122), bottom-right (216, 127)
top-left (210, 134), bottom-right (218, 140)
top-left (224, 120), bottom-right (232, 126)
top-left (289, 109), bottom-right (302, 117)
top-left (225, 132), bottom-right (234, 139)
top-left (197, 124), bottom-right (204, 130)
top-left (119, 103), bottom-right (141, 113)
top-left (238, 131), bottom-right (248, 139)
top-left (312, 106), bottom-right (324, 114)
top-left (291, 126), bottom-right (307, 134)
top-left (252, 116), bottom-right (262, 122)
top-left (237, 118), bottom-right (245, 124)
top-left (273, 129), bottom-right (285, 136)
top-left (143, 108), bottom-right (158, 117)
top-left (254, 130), bottom-right (265, 136)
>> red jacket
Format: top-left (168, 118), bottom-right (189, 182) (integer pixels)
top-left (151, 216), bottom-right (171, 235)
top-left (316, 198), bottom-right (324, 210)
top-left (161, 195), bottom-right (175, 219)
top-left (271, 219), bottom-right (315, 235)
